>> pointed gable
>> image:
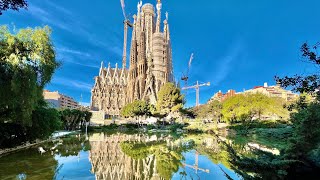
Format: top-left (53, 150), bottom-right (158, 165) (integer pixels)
top-left (113, 63), bottom-right (120, 84)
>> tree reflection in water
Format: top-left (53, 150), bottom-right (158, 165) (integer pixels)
top-left (0, 133), bottom-right (91, 180)
top-left (0, 132), bottom-right (251, 179)
top-left (89, 133), bottom-right (193, 180)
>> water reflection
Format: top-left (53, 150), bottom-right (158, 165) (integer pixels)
top-left (0, 133), bottom-right (246, 179)
top-left (88, 133), bottom-right (242, 180)
top-left (89, 133), bottom-right (186, 179)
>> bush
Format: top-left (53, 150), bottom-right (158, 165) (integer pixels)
top-left (0, 107), bottom-right (62, 148)
top-left (166, 123), bottom-right (185, 131)
top-left (0, 123), bottom-right (26, 148)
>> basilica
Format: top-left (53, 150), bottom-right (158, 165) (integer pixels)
top-left (91, 0), bottom-right (174, 116)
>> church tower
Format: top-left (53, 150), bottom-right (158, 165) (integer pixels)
top-left (91, 0), bottom-right (174, 116)
top-left (127, 0), bottom-right (174, 104)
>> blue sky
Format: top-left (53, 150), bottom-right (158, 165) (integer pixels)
top-left (1, 0), bottom-right (319, 107)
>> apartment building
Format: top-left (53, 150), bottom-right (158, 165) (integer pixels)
top-left (43, 90), bottom-right (80, 109)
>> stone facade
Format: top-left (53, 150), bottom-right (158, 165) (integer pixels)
top-left (91, 0), bottom-right (174, 116)
top-left (89, 133), bottom-right (169, 180)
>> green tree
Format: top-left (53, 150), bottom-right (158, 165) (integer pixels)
top-left (59, 109), bottom-right (91, 131)
top-left (27, 103), bottom-right (62, 141)
top-left (226, 42), bottom-right (320, 179)
top-left (120, 103), bottom-right (135, 118)
top-left (132, 100), bottom-right (149, 116)
top-left (120, 100), bottom-right (150, 118)
top-left (222, 93), bottom-right (288, 123)
top-left (276, 42), bottom-right (320, 172)
top-left (0, 25), bottom-right (59, 126)
top-left (276, 42), bottom-right (320, 97)
top-left (222, 94), bottom-right (252, 123)
top-left (156, 82), bottom-right (184, 116)
top-left (193, 100), bottom-right (222, 121)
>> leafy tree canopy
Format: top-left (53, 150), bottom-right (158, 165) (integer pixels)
top-left (227, 42), bottom-right (320, 178)
top-left (60, 109), bottom-right (92, 131)
top-left (0, 0), bottom-right (27, 15)
top-left (276, 42), bottom-right (320, 97)
top-left (222, 93), bottom-right (288, 123)
top-left (0, 25), bottom-right (58, 126)
top-left (120, 100), bottom-right (150, 118)
top-left (156, 82), bottom-right (184, 116)
top-left (193, 100), bottom-right (222, 121)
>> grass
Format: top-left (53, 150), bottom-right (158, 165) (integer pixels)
top-left (184, 120), bottom-right (218, 133)
top-left (228, 120), bottom-right (293, 149)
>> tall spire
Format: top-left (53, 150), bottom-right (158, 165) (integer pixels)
top-left (156, 0), bottom-right (162, 33)
top-left (132, 14), bottom-right (137, 40)
top-left (99, 61), bottom-right (104, 76)
top-left (166, 12), bottom-right (170, 40)
top-left (137, 0), bottom-right (142, 23)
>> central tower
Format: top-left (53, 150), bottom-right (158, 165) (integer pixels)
top-left (127, 0), bottom-right (173, 104)
top-left (91, 0), bottom-right (174, 117)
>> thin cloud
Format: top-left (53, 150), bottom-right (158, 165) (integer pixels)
top-left (45, 1), bottom-right (73, 16)
top-left (55, 45), bottom-right (100, 68)
top-left (211, 40), bottom-right (244, 86)
top-left (28, 3), bottom-right (123, 58)
top-left (56, 53), bottom-right (100, 69)
top-left (52, 77), bottom-right (92, 91)
top-left (79, 102), bottom-right (91, 107)
top-left (56, 47), bottom-right (91, 57)
top-left (28, 4), bottom-right (70, 31)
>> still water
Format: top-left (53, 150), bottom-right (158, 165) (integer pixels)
top-left (0, 132), bottom-right (250, 180)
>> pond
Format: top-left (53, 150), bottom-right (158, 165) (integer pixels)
top-left (0, 132), bottom-right (270, 180)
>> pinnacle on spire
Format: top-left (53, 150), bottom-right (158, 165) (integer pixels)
top-left (132, 14), bottom-right (137, 41)
top-left (137, 0), bottom-right (142, 14)
top-left (156, 0), bottom-right (162, 32)
top-left (165, 11), bottom-right (169, 21)
top-left (99, 61), bottom-right (104, 76)
top-left (100, 61), bottom-right (104, 69)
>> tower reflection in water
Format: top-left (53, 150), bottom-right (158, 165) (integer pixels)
top-left (87, 133), bottom-right (244, 180)
top-left (88, 133), bottom-right (193, 180)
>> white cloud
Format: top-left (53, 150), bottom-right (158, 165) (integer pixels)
top-left (28, 5), bottom-right (70, 31)
top-left (211, 40), bottom-right (244, 86)
top-left (28, 2), bottom-right (123, 60)
top-left (45, 1), bottom-right (73, 16)
top-left (79, 102), bottom-right (91, 107)
top-left (52, 77), bottom-right (92, 91)
top-left (56, 47), bottom-right (91, 57)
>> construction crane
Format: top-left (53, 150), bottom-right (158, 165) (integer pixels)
top-left (120, 0), bottom-right (133, 69)
top-left (182, 81), bottom-right (210, 107)
top-left (181, 53), bottom-right (194, 87)
top-left (182, 151), bottom-right (210, 174)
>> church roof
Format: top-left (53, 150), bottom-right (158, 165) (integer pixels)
top-left (96, 63), bottom-right (128, 86)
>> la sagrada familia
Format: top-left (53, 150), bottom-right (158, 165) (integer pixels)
top-left (91, 0), bottom-right (174, 116)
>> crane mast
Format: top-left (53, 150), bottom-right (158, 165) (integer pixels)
top-left (181, 53), bottom-right (193, 87)
top-left (182, 151), bottom-right (210, 174)
top-left (120, 0), bottom-right (133, 69)
top-left (182, 81), bottom-right (210, 106)
top-left (122, 19), bottom-right (132, 69)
